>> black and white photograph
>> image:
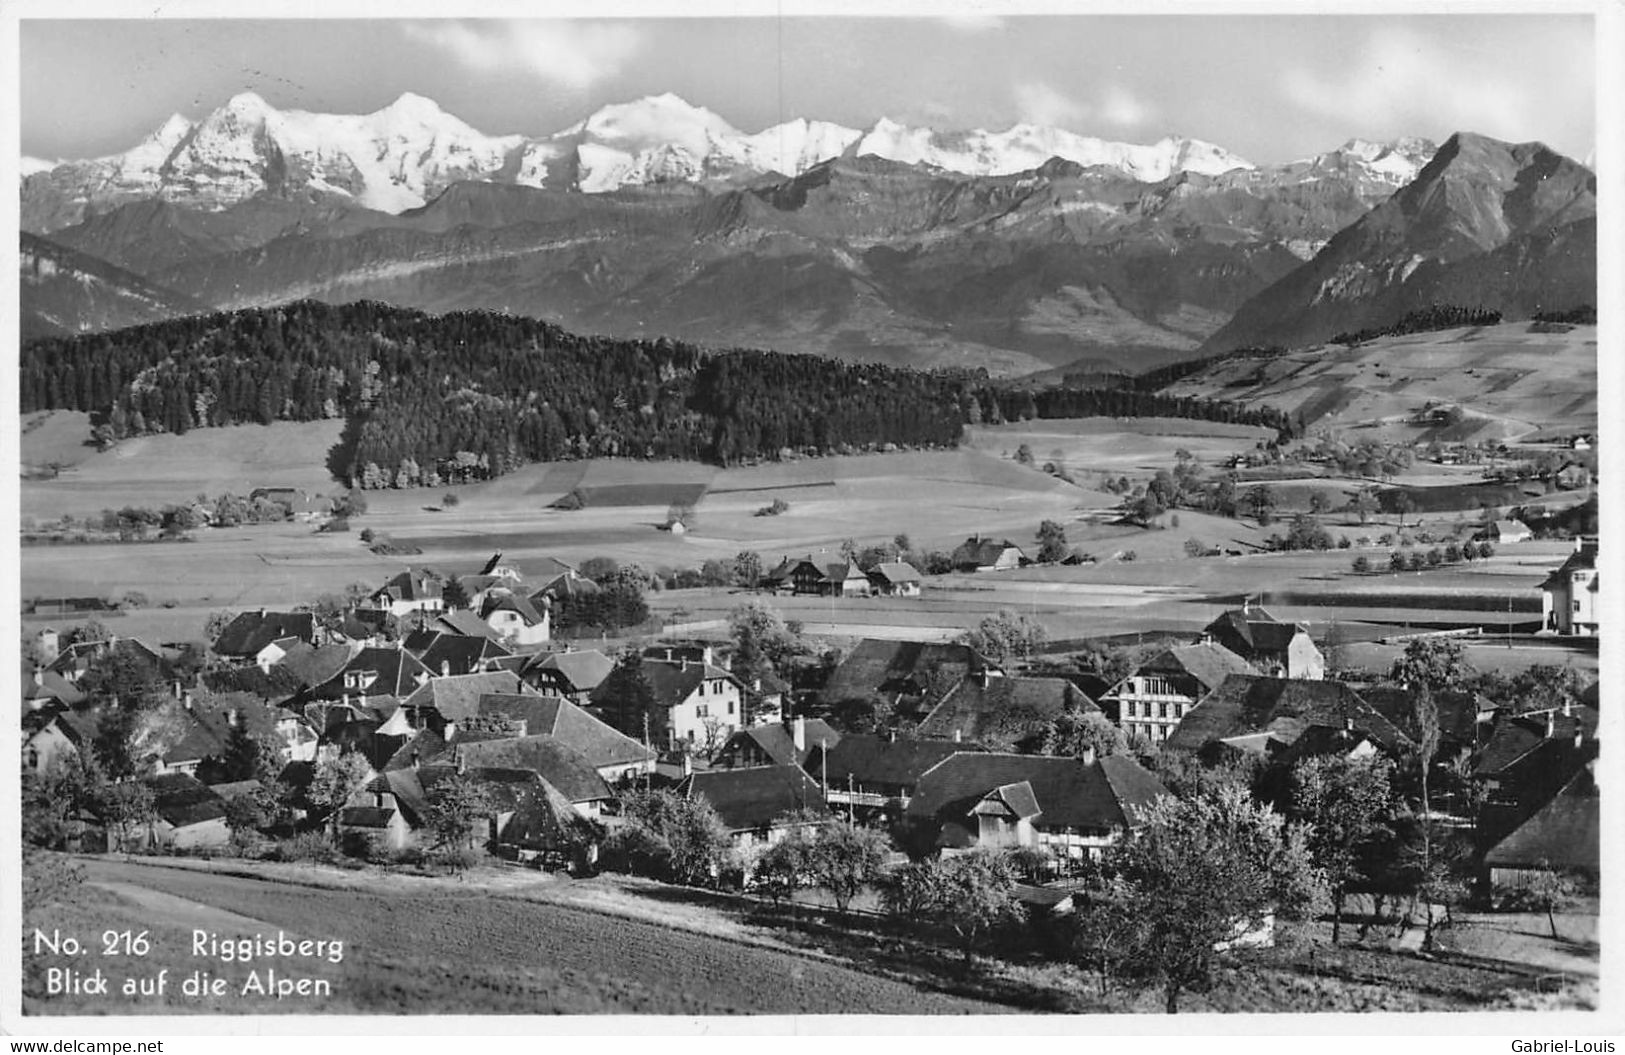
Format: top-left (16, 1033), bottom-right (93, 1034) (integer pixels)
top-left (5, 1), bottom-right (1615, 1030)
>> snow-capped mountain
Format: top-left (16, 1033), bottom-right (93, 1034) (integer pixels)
top-left (851, 117), bottom-right (1251, 182)
top-left (24, 91), bottom-right (1269, 230)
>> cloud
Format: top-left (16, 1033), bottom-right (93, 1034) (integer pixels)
top-left (1100, 85), bottom-right (1153, 128)
top-left (1013, 81), bottom-right (1087, 128)
top-left (401, 20), bottom-right (643, 90)
top-left (1281, 25), bottom-right (1536, 144)
top-left (939, 15), bottom-right (1007, 33)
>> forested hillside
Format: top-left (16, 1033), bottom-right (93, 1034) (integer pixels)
top-left (20, 300), bottom-right (1284, 488)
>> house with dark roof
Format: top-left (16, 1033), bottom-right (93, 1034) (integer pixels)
top-left (430, 736), bottom-right (615, 818)
top-left (48, 636), bottom-right (170, 687)
top-left (1103, 642), bottom-right (1259, 745)
top-left (1358, 685), bottom-right (1493, 761)
top-left (1484, 764), bottom-right (1598, 890)
top-left (22, 705), bottom-right (97, 775)
top-left (338, 767), bottom-right (431, 851)
top-left (1474, 702), bottom-right (1598, 848)
top-left (714, 717), bottom-right (841, 770)
top-left (1164, 675), bottom-right (1411, 759)
top-left (676, 764), bottom-right (831, 848)
top-left (821, 562), bottom-right (871, 598)
top-left (521, 648), bottom-right (615, 704)
top-left (404, 630), bottom-right (513, 677)
top-left (364, 569), bottom-right (446, 618)
top-left (310, 646), bottom-right (433, 702)
top-left (1540, 537), bottom-right (1598, 635)
top-left (479, 589), bottom-right (550, 646)
top-left (22, 663), bottom-right (87, 710)
top-left (135, 773), bottom-right (229, 850)
top-left (802, 733), bottom-right (976, 817)
top-left (951, 536), bottom-right (1027, 572)
top-left (820, 638), bottom-right (1002, 713)
top-left (398, 670), bottom-right (529, 737)
top-left (905, 751), bottom-right (1168, 863)
top-left (1200, 604), bottom-right (1324, 680)
top-left (867, 562), bottom-right (924, 597)
top-left (530, 567), bottom-right (600, 605)
top-left (918, 675), bottom-right (1097, 750)
top-left (476, 693), bottom-right (655, 782)
top-left (154, 696), bottom-right (293, 779)
top-left (211, 610), bottom-right (316, 660)
top-left (1554, 462), bottom-right (1592, 490)
top-left (595, 658), bottom-right (746, 753)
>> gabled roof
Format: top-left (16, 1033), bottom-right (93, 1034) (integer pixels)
top-left (678, 765), bottom-right (831, 831)
top-left (480, 590), bottom-right (547, 626)
top-left (1492, 519), bottom-right (1532, 536)
top-left (951, 537), bottom-right (1025, 566)
top-left (1540, 539), bottom-right (1598, 590)
top-left (411, 633), bottom-right (514, 676)
top-left (973, 781), bottom-right (1042, 821)
top-left (906, 752), bottom-right (1168, 832)
top-left (639, 660), bottom-right (742, 710)
top-left (1165, 675), bottom-right (1412, 755)
top-left (274, 643), bottom-right (353, 689)
top-left (162, 698), bottom-right (281, 767)
top-left (1117, 642), bottom-right (1259, 697)
top-left (1474, 706), bottom-right (1599, 777)
top-left (372, 569), bottom-right (444, 604)
top-left (530, 570), bottom-right (600, 603)
top-left (524, 649), bottom-right (615, 693)
top-left (142, 772), bottom-right (227, 828)
top-left (212, 611), bottom-right (315, 657)
top-left (919, 676), bottom-right (1096, 745)
top-left (400, 671), bottom-right (526, 724)
top-left (1202, 608), bottom-right (1311, 659)
top-left (869, 562), bottom-right (923, 585)
top-left (719, 720), bottom-right (841, 768)
top-left (364, 767), bottom-right (430, 826)
top-left (21, 665), bottom-right (86, 706)
top-left (821, 638), bottom-right (998, 705)
top-left (476, 693), bottom-right (654, 769)
top-left (1359, 685), bottom-right (1488, 751)
top-left (318, 647), bottom-right (432, 699)
top-left (1485, 765), bottom-right (1598, 872)
top-left (823, 562), bottom-right (867, 584)
top-left (431, 735), bottom-right (613, 804)
top-left (428, 609), bottom-right (506, 641)
top-left (22, 703), bottom-right (98, 745)
top-left (805, 733), bottom-right (975, 788)
top-left (498, 773), bottom-right (600, 850)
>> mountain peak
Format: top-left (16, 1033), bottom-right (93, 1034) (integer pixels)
top-left (378, 92), bottom-right (445, 119)
top-left (221, 91), bottom-right (274, 116)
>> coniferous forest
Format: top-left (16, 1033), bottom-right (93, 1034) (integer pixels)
top-left (20, 300), bottom-right (1286, 488)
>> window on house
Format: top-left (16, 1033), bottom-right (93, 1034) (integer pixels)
top-left (697, 704), bottom-right (709, 718)
top-left (1573, 600), bottom-right (1583, 612)
top-left (1124, 701), bottom-right (1136, 717)
top-left (727, 700), bottom-right (734, 715)
top-left (1157, 702), bottom-right (1168, 719)
top-left (27, 747), bottom-right (39, 769)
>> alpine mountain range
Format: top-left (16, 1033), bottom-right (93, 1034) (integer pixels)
top-left (20, 91), bottom-right (1597, 374)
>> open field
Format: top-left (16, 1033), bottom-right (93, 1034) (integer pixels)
top-left (19, 418), bottom-right (346, 522)
top-left (25, 856), bottom-right (1001, 1016)
top-left (964, 416), bottom-right (1277, 477)
top-left (1161, 323), bottom-right (1597, 444)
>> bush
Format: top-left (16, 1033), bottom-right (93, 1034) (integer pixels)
top-left (1352, 556), bottom-right (1372, 574)
top-left (268, 831), bottom-right (339, 865)
top-left (1337, 535), bottom-right (1352, 549)
top-left (321, 518), bottom-right (351, 534)
top-left (754, 498), bottom-right (790, 517)
top-left (443, 492), bottom-right (460, 508)
top-left (1120, 550), bottom-right (1138, 562)
top-left (552, 487), bottom-right (589, 511)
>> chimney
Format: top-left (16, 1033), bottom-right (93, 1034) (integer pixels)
top-left (259, 607), bottom-right (267, 619)
top-left (1242, 597), bottom-right (1252, 615)
top-left (182, 691), bottom-right (193, 711)
top-left (681, 752), bottom-right (693, 778)
top-left (953, 729), bottom-right (962, 743)
top-left (1574, 728), bottom-right (1584, 750)
top-left (793, 716), bottom-right (806, 752)
top-left (442, 660), bottom-right (452, 677)
top-left (226, 708), bottom-right (240, 727)
top-left (173, 680), bottom-right (182, 699)
top-left (1080, 745), bottom-right (1096, 766)
top-left (1546, 711), bottom-right (1556, 738)
top-left (32, 667), bottom-right (44, 688)
top-left (1344, 716), bottom-right (1354, 733)
top-left (1563, 698), bottom-right (1573, 718)
top-left (888, 729), bottom-right (896, 744)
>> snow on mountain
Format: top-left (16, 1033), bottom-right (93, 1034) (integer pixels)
top-left (851, 117), bottom-right (1253, 181)
top-left (24, 90), bottom-right (1439, 226)
top-left (21, 157), bottom-right (62, 177)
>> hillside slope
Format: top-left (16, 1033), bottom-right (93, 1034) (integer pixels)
top-left (1203, 133), bottom-right (1596, 353)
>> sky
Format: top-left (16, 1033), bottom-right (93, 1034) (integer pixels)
top-left (16, 12), bottom-right (1599, 167)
